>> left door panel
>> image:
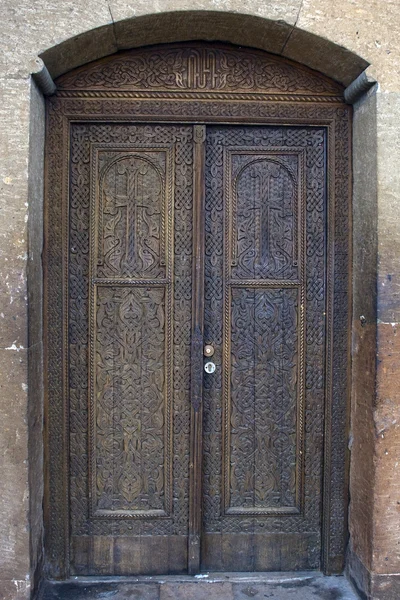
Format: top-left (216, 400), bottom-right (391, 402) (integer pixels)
top-left (68, 124), bottom-right (194, 575)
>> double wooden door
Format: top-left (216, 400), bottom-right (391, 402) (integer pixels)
top-left (67, 121), bottom-right (327, 575)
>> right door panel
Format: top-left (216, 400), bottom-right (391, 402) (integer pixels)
top-left (202, 126), bottom-right (327, 571)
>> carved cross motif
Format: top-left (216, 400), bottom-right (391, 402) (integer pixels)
top-left (114, 160), bottom-right (151, 266)
top-left (256, 163), bottom-right (281, 263)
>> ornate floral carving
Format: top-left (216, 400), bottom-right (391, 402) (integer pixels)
top-left (94, 286), bottom-right (166, 513)
top-left (229, 288), bottom-right (299, 510)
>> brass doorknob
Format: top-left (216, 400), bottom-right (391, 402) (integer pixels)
top-left (204, 344), bottom-right (215, 357)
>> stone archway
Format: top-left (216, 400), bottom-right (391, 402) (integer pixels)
top-left (35, 10), bottom-right (369, 87)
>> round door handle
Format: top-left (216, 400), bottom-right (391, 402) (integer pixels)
top-left (204, 344), bottom-right (215, 357)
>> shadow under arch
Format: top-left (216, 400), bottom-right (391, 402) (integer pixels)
top-left (38, 9), bottom-right (369, 87)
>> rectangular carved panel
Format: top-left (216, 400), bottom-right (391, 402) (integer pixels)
top-left (222, 147), bottom-right (305, 517)
top-left (228, 287), bottom-right (300, 513)
top-left (96, 150), bottom-right (169, 278)
top-left (92, 285), bottom-right (168, 517)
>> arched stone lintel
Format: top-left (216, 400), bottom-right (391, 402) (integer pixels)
top-left (37, 10), bottom-right (369, 88)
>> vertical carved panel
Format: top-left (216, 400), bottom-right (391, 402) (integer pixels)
top-left (223, 148), bottom-right (305, 517)
top-left (93, 286), bottom-right (166, 515)
top-left (89, 146), bottom-right (172, 519)
top-left (229, 287), bottom-right (299, 512)
top-left (203, 125), bottom-right (325, 571)
top-left (68, 124), bottom-right (194, 574)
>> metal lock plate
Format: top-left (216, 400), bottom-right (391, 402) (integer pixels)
top-left (204, 361), bottom-right (216, 374)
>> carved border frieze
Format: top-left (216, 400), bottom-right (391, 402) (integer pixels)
top-left (56, 44), bottom-right (344, 99)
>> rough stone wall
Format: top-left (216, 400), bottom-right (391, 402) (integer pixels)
top-left (0, 2), bottom-right (399, 599)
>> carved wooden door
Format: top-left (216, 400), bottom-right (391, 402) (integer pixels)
top-left (201, 125), bottom-right (326, 572)
top-left (45, 43), bottom-right (352, 580)
top-left (68, 124), bottom-right (195, 575)
top-left (67, 121), bottom-right (327, 575)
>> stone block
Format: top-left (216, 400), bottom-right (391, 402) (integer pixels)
top-left (0, 348), bottom-right (29, 581)
top-left (160, 582), bottom-right (233, 600)
top-left (349, 89), bottom-right (378, 573)
top-left (0, 581), bottom-right (30, 600)
top-left (377, 93), bottom-right (400, 322)
top-left (109, 0), bottom-right (302, 25)
top-left (283, 27), bottom-right (368, 86)
top-left (39, 581), bottom-right (160, 599)
top-left (371, 574), bottom-right (400, 600)
top-left (295, 0), bottom-right (400, 93)
top-left (112, 11), bottom-right (292, 56)
top-left (374, 322), bottom-right (400, 574)
top-left (0, 78), bottom-right (31, 350)
top-left (0, 1), bottom-right (114, 79)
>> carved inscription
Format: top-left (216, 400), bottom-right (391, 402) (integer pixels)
top-left (57, 44), bottom-right (342, 97)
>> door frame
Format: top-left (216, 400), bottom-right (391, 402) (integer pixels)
top-left (43, 42), bottom-right (352, 579)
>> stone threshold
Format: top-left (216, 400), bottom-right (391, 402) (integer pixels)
top-left (36, 571), bottom-right (360, 599)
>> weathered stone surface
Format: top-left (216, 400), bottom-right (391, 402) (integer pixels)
top-left (112, 11), bottom-right (292, 58)
top-left (374, 323), bottom-right (400, 574)
top-left (0, 78), bottom-right (30, 350)
top-left (349, 89), bottom-right (377, 577)
top-left (0, 348), bottom-right (29, 581)
top-left (377, 93), bottom-right (400, 322)
top-left (0, 76), bottom-right (30, 593)
top-left (232, 576), bottom-right (358, 599)
top-left (109, 0), bottom-right (302, 24)
top-left (160, 582), bottom-right (234, 600)
top-left (295, 0), bottom-right (400, 92)
top-left (39, 581), bottom-right (160, 599)
top-left (38, 575), bottom-right (359, 600)
top-left (0, 1), bottom-right (115, 78)
top-left (283, 27), bottom-right (369, 86)
top-left (371, 573), bottom-right (400, 600)
top-left (27, 79), bottom-right (45, 597)
top-left (372, 92), bottom-right (400, 581)
top-left (0, 581), bottom-right (30, 600)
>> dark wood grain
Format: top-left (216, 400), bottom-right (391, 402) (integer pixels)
top-left (188, 125), bottom-right (206, 574)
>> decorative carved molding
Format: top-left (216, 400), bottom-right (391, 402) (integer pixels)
top-left (56, 44), bottom-right (344, 98)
